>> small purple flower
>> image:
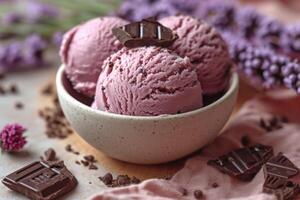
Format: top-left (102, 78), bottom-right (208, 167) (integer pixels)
top-left (0, 123), bottom-right (27, 152)
top-left (24, 34), bottom-right (47, 65)
top-left (25, 0), bottom-right (59, 23)
top-left (2, 12), bottom-right (23, 25)
top-left (52, 31), bottom-right (64, 47)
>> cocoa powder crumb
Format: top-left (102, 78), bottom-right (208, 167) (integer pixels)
top-left (212, 182), bottom-right (219, 188)
top-left (15, 102), bottom-right (24, 110)
top-left (194, 190), bottom-right (204, 199)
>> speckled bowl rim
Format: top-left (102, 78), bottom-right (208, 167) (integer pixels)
top-left (56, 65), bottom-right (239, 120)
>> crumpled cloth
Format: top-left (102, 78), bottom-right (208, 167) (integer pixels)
top-left (90, 92), bottom-right (300, 200)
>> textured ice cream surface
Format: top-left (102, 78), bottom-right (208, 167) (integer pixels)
top-left (60, 16), bottom-right (128, 97)
top-left (160, 15), bottom-right (232, 95)
top-left (93, 47), bottom-right (203, 116)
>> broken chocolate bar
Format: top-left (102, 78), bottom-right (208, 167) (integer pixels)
top-left (208, 144), bottom-right (274, 181)
top-left (264, 153), bottom-right (299, 179)
top-left (112, 17), bottom-right (178, 48)
top-left (263, 176), bottom-right (299, 200)
top-left (262, 153), bottom-right (300, 200)
top-left (2, 160), bottom-right (77, 200)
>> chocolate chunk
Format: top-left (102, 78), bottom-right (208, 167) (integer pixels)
top-left (43, 148), bottom-right (57, 161)
top-left (116, 175), bottom-right (131, 187)
top-left (263, 177), bottom-right (299, 200)
top-left (264, 153), bottom-right (299, 179)
top-left (81, 160), bottom-right (89, 167)
top-left (84, 155), bottom-right (96, 163)
top-left (99, 173), bottom-right (113, 186)
top-left (131, 176), bottom-right (141, 184)
top-left (2, 160), bottom-right (77, 200)
top-left (194, 190), bottom-right (204, 199)
top-left (208, 144), bottom-right (274, 181)
top-left (112, 17), bottom-right (178, 48)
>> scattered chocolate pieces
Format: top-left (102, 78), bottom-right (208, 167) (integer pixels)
top-left (262, 153), bottom-right (300, 200)
top-left (194, 190), bottom-right (205, 199)
top-left (99, 173), bottom-right (141, 188)
top-left (42, 148), bottom-right (58, 162)
top-left (2, 160), bottom-right (77, 200)
top-left (65, 144), bottom-right (80, 155)
top-left (15, 102), bottom-right (24, 110)
top-left (208, 144), bottom-right (274, 181)
top-left (264, 153), bottom-right (299, 179)
top-left (84, 155), bottom-right (96, 163)
top-left (39, 95), bottom-right (73, 139)
top-left (0, 83), bottom-right (19, 96)
top-left (112, 17), bottom-right (178, 48)
top-left (260, 116), bottom-right (289, 132)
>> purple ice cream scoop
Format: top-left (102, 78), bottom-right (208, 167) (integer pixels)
top-left (160, 15), bottom-right (232, 95)
top-left (93, 47), bottom-right (203, 116)
top-left (60, 17), bottom-right (128, 97)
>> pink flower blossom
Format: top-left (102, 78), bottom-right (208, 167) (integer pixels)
top-left (0, 123), bottom-right (27, 152)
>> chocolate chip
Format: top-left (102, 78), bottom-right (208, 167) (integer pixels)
top-left (84, 155), bottom-right (96, 163)
top-left (241, 135), bottom-right (250, 146)
top-left (41, 84), bottom-right (53, 96)
top-left (75, 161), bottom-right (80, 165)
top-left (131, 176), bottom-right (141, 184)
top-left (81, 160), bottom-right (89, 167)
top-left (182, 188), bottom-right (188, 196)
top-left (212, 183), bottom-right (219, 188)
top-left (112, 17), bottom-right (178, 48)
top-left (88, 163), bottom-right (98, 170)
top-left (15, 102), bottom-right (24, 110)
top-left (208, 144), bottom-right (274, 181)
top-left (39, 94), bottom-right (72, 139)
top-left (194, 190), bottom-right (204, 199)
top-left (9, 84), bottom-right (18, 94)
top-left (43, 148), bottom-right (57, 161)
top-left (100, 173), bottom-right (113, 186)
top-left (65, 144), bottom-right (72, 152)
top-left (116, 175), bottom-right (131, 186)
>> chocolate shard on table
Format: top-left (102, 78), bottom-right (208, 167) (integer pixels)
top-left (112, 17), bottom-right (178, 48)
top-left (207, 144), bottom-right (274, 181)
top-left (263, 153), bottom-right (299, 179)
top-left (2, 160), bottom-right (77, 200)
top-left (263, 176), bottom-right (300, 200)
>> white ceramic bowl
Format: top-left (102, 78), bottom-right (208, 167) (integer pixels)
top-left (56, 65), bottom-right (239, 164)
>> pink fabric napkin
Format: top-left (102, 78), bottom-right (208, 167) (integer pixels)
top-left (90, 92), bottom-right (300, 200)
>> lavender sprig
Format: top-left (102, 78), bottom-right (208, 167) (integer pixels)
top-left (236, 7), bottom-right (262, 39)
top-left (0, 34), bottom-right (47, 72)
top-left (224, 33), bottom-right (300, 92)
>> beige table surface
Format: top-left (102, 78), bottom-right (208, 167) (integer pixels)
top-left (1, 1), bottom-right (300, 199)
